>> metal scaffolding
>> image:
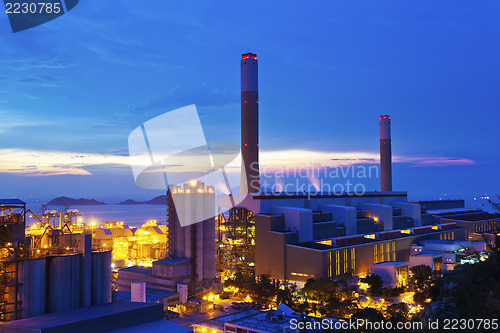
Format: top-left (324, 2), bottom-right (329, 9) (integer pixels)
top-left (216, 206), bottom-right (255, 279)
top-left (165, 188), bottom-right (175, 259)
top-left (0, 199), bottom-right (27, 322)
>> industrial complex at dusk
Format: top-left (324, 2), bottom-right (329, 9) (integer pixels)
top-left (1, 1), bottom-right (499, 332)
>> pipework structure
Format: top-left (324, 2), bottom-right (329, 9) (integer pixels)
top-left (240, 52), bottom-right (260, 194)
top-left (216, 207), bottom-right (255, 279)
top-left (0, 199), bottom-right (26, 321)
top-left (380, 115), bottom-right (392, 192)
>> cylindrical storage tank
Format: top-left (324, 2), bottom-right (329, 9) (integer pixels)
top-left (47, 255), bottom-right (81, 313)
top-left (20, 258), bottom-right (46, 318)
top-left (103, 250), bottom-right (112, 303)
top-left (91, 250), bottom-right (112, 305)
top-left (131, 281), bottom-right (146, 302)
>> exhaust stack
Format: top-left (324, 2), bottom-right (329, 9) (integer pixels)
top-left (380, 115), bottom-right (392, 192)
top-left (240, 53), bottom-right (260, 193)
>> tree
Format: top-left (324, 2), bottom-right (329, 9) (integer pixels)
top-left (251, 274), bottom-right (278, 303)
top-left (488, 195), bottom-right (500, 214)
top-left (385, 302), bottom-right (410, 322)
top-left (276, 283), bottom-right (298, 308)
top-left (361, 274), bottom-right (383, 295)
top-left (409, 264), bottom-right (432, 289)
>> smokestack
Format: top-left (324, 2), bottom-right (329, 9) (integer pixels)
top-left (240, 53), bottom-right (260, 193)
top-left (379, 115), bottom-right (392, 192)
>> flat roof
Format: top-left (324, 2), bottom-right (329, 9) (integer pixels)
top-left (0, 199), bottom-right (26, 205)
top-left (116, 289), bottom-right (177, 303)
top-left (371, 261), bottom-right (408, 266)
top-left (441, 212), bottom-right (499, 222)
top-left (427, 208), bottom-right (479, 215)
top-left (0, 302), bottom-right (159, 330)
top-left (292, 241), bottom-right (335, 251)
top-left (253, 191), bottom-right (407, 200)
top-left (119, 265), bottom-right (152, 275)
top-left (110, 320), bottom-right (190, 333)
top-left (155, 257), bottom-right (190, 265)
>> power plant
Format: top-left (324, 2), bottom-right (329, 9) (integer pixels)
top-left (0, 52), bottom-right (496, 333)
top-left (0, 200), bottom-right (111, 322)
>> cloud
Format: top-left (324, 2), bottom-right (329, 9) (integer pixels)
top-left (0, 149), bottom-right (134, 176)
top-left (0, 111), bottom-right (52, 133)
top-left (131, 84), bottom-right (238, 113)
top-left (0, 147), bottom-right (475, 178)
top-left (16, 75), bottom-right (59, 87)
top-left (409, 157), bottom-right (475, 167)
top-left (5, 54), bottom-right (77, 71)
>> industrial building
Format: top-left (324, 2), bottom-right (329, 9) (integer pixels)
top-left (117, 181), bottom-right (220, 307)
top-left (0, 199), bottom-right (111, 322)
top-left (192, 309), bottom-right (299, 333)
top-left (215, 53), bottom-right (492, 289)
top-left (0, 302), bottom-right (189, 333)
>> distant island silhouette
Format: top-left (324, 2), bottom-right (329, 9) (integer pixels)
top-left (47, 196), bottom-right (107, 206)
top-left (47, 195), bottom-right (166, 206)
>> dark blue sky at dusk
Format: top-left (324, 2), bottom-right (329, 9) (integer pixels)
top-left (0, 0), bottom-right (498, 206)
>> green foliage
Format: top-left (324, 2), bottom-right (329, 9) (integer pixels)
top-left (301, 275), bottom-right (359, 318)
top-left (409, 264), bottom-right (433, 289)
top-left (488, 195), bottom-right (500, 214)
top-left (360, 274), bottom-right (383, 295)
top-left (385, 302), bottom-right (410, 322)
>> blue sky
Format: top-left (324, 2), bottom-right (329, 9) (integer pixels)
top-left (0, 0), bottom-right (499, 204)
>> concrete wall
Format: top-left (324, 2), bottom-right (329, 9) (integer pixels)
top-left (270, 207), bottom-right (313, 243)
top-left (319, 205), bottom-right (357, 235)
top-left (392, 202), bottom-right (421, 227)
top-left (359, 203), bottom-right (393, 231)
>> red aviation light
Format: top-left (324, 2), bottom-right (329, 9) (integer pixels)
top-left (244, 101), bottom-right (247, 103)
top-left (244, 143), bottom-right (248, 147)
top-left (380, 115), bottom-right (390, 119)
top-left (242, 53), bottom-right (257, 59)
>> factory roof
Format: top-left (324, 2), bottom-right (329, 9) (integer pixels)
top-left (371, 261), bottom-right (409, 266)
top-left (441, 212), bottom-right (499, 222)
top-left (0, 302), bottom-right (164, 332)
top-left (194, 309), bottom-right (297, 332)
top-left (110, 319), bottom-right (190, 333)
top-left (427, 208), bottom-right (480, 215)
top-left (291, 242), bottom-right (335, 251)
top-left (0, 198), bottom-right (26, 205)
top-left (253, 191), bottom-right (407, 199)
top-left (155, 257), bottom-right (191, 265)
top-left (116, 289), bottom-right (177, 303)
top-left (119, 265), bottom-right (152, 274)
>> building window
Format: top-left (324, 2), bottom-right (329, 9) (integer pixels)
top-left (336, 251), bottom-right (340, 276)
top-left (396, 266), bottom-right (408, 288)
top-left (351, 248), bottom-right (356, 272)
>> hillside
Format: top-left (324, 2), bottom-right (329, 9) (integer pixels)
top-left (47, 196), bottom-right (107, 206)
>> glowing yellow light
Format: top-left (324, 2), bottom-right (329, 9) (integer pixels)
top-left (190, 180), bottom-right (197, 186)
top-left (374, 217), bottom-right (379, 222)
